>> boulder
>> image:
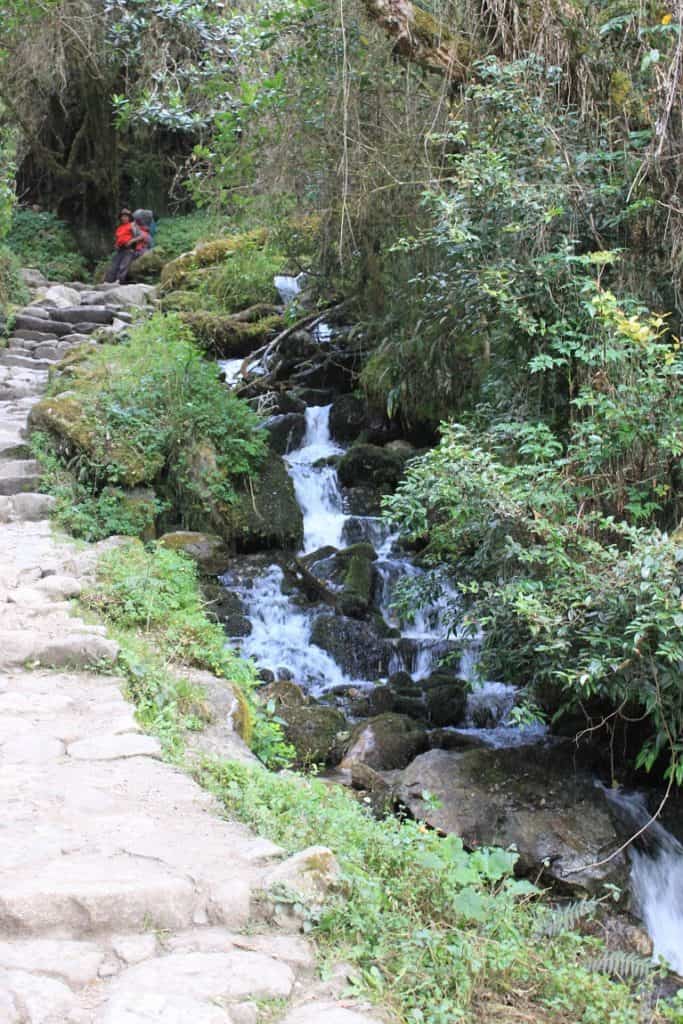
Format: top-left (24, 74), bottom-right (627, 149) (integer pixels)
top-left (21, 268), bottom-right (49, 289)
top-left (100, 283), bottom-right (156, 308)
top-left (181, 667), bottom-right (258, 765)
top-left (348, 684), bottom-right (394, 718)
top-left (263, 846), bottom-right (340, 906)
top-left (278, 703), bottom-right (348, 766)
top-left (394, 745), bottom-right (630, 894)
top-left (310, 614), bottom-right (392, 680)
top-left (338, 443), bottom-right (409, 490)
top-left (337, 543), bottom-right (376, 619)
top-left (42, 284), bottom-right (82, 308)
top-left (203, 583), bottom-right (252, 637)
top-left (183, 446), bottom-right (303, 553)
top-left (127, 250), bottom-right (167, 283)
top-left (159, 531), bottom-right (231, 573)
top-left (258, 680), bottom-right (310, 709)
top-left (342, 713), bottom-right (427, 771)
top-left (264, 413), bottom-right (306, 455)
top-left (420, 671), bottom-right (469, 727)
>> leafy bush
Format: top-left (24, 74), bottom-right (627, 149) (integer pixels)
top-left (85, 541), bottom-right (293, 766)
top-left (0, 243), bottom-right (28, 314)
top-left (198, 759), bottom-right (658, 1024)
top-left (33, 313), bottom-right (267, 530)
top-left (154, 211), bottom-right (228, 260)
top-left (384, 276), bottom-right (683, 780)
top-left (6, 208), bottom-right (87, 280)
top-left (196, 244), bottom-right (281, 313)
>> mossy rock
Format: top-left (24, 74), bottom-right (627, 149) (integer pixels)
top-left (338, 544), bottom-right (376, 618)
top-left (342, 712), bottom-right (428, 771)
top-left (127, 250), bottom-right (167, 283)
top-left (181, 443), bottom-right (303, 553)
top-left (278, 702), bottom-right (348, 767)
top-left (419, 672), bottom-right (469, 727)
top-left (160, 228), bottom-right (270, 292)
top-left (310, 614), bottom-right (391, 679)
top-left (28, 391), bottom-right (98, 452)
top-left (159, 531), bottom-right (231, 573)
top-left (338, 443), bottom-right (409, 490)
top-left (160, 289), bottom-right (205, 313)
top-left (180, 311), bottom-right (282, 357)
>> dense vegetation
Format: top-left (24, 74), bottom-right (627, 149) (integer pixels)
top-left (32, 314), bottom-right (266, 540)
top-left (2, 0), bottom-right (683, 1018)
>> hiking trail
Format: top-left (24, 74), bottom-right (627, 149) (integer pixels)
top-left (0, 274), bottom-right (380, 1024)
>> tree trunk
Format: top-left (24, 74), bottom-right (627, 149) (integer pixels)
top-left (360, 0), bottom-right (472, 82)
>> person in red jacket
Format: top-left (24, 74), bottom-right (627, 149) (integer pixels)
top-left (105, 208), bottom-right (139, 284)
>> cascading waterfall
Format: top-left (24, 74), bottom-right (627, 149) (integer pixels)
top-left (285, 405), bottom-right (347, 553)
top-left (604, 788), bottom-right (683, 973)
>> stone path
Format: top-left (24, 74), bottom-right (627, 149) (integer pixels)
top-left (0, 276), bottom-right (380, 1024)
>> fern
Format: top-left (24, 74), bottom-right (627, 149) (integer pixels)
top-left (535, 898), bottom-right (600, 938)
top-left (586, 950), bottom-right (654, 982)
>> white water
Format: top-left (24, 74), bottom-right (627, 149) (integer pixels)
top-left (274, 273), bottom-right (306, 305)
top-left (284, 405), bottom-right (347, 554)
top-left (218, 357), bottom-right (244, 386)
top-left (604, 789), bottom-right (683, 972)
top-left (233, 565), bottom-right (354, 695)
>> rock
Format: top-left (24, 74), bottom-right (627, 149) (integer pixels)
top-left (279, 1003), bottom-right (379, 1024)
top-left (259, 680), bottom-right (310, 708)
top-left (5, 493), bottom-right (56, 522)
top-left (0, 938), bottom-right (104, 988)
top-left (420, 671), bottom-right (469, 727)
top-left (42, 285), bottom-right (83, 308)
top-left (279, 703), bottom-right (348, 766)
top-left (342, 713), bottom-right (427, 771)
top-left (338, 443), bottom-right (408, 490)
top-left (100, 283), bottom-right (156, 308)
top-left (0, 631), bottom-right (120, 670)
top-left (230, 451), bottom-right (303, 552)
top-left (349, 684), bottom-right (394, 718)
top-left (51, 305), bottom-right (115, 325)
top-left (337, 543), bottom-right (376, 618)
top-left (180, 666), bottom-right (257, 764)
top-left (264, 412), bottom-right (306, 455)
top-left (203, 583), bottom-right (252, 636)
top-left (111, 933), bottom-right (158, 965)
top-left (263, 846), bottom-right (340, 906)
top-left (350, 761), bottom-right (394, 814)
top-left (159, 532), bottom-right (231, 573)
top-left (21, 268), bottom-right (49, 289)
top-left (395, 745), bottom-right (630, 894)
top-left (0, 969), bottom-right (75, 1023)
top-left (13, 314), bottom-right (74, 337)
top-left (102, 950), bottom-right (294, 1018)
top-left (427, 728), bottom-right (490, 751)
top-left (127, 250), bottom-right (167, 283)
top-left (68, 733), bottom-right (161, 760)
top-left (311, 614), bottom-right (391, 679)
top-left (277, 329), bottom-right (319, 360)
top-left (329, 394), bottom-right (375, 443)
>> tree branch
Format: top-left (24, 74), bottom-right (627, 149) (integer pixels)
top-left (360, 0), bottom-right (472, 82)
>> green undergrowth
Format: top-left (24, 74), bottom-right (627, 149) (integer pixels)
top-left (6, 208), bottom-right (87, 281)
top-left (0, 242), bottom-right (27, 316)
top-left (83, 539), bottom-right (294, 767)
top-left (31, 313), bottom-right (266, 540)
top-left (198, 759), bottom-right (669, 1024)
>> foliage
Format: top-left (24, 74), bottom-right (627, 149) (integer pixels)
top-left (34, 314), bottom-right (267, 529)
top-left (0, 243), bottom-right (27, 314)
top-left (84, 540), bottom-right (294, 767)
top-left (6, 208), bottom-right (87, 280)
top-left (153, 211), bottom-right (228, 261)
top-left (195, 244), bottom-right (282, 313)
top-left (197, 758), bottom-right (661, 1024)
top-left (384, 271), bottom-right (683, 779)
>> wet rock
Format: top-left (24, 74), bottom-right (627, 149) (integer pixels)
top-left (342, 713), bottom-right (427, 771)
top-left (278, 703), bottom-right (348, 766)
top-left (292, 387), bottom-right (335, 406)
top-left (203, 583), bottom-right (252, 637)
top-left (338, 443), bottom-right (409, 491)
top-left (186, 446), bottom-right (303, 553)
top-left (264, 412), bottom-right (306, 455)
top-left (329, 394), bottom-right (372, 443)
top-left (395, 745), bottom-right (629, 894)
top-left (310, 614), bottom-right (391, 679)
top-left (159, 532), bottom-right (230, 573)
top-left (270, 391), bottom-right (307, 416)
top-left (427, 728), bottom-right (490, 751)
top-left (258, 680), bottom-right (310, 709)
top-left (420, 671), bottom-right (469, 727)
top-left (349, 684), bottom-right (394, 718)
top-left (277, 329), bottom-right (318, 360)
top-left (337, 543), bottom-right (376, 619)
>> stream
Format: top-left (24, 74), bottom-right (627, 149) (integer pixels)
top-left (217, 277), bottom-right (683, 975)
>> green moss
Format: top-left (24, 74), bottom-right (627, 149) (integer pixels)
top-left (180, 311), bottom-right (282, 355)
top-left (160, 227), bottom-right (270, 292)
top-left (339, 544), bottom-right (375, 617)
top-left (160, 289), bottom-right (204, 312)
top-left (127, 250), bottom-right (167, 283)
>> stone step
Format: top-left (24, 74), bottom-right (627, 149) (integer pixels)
top-left (9, 329), bottom-right (60, 344)
top-left (0, 492), bottom-right (56, 523)
top-left (0, 459), bottom-right (42, 496)
top-left (7, 339), bottom-right (35, 352)
top-left (34, 340), bottom-right (71, 361)
top-left (0, 353), bottom-right (56, 371)
top-left (51, 305), bottom-right (115, 325)
top-left (0, 440), bottom-right (30, 460)
top-left (13, 315), bottom-right (74, 338)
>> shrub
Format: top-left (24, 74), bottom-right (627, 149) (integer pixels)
top-left (32, 313), bottom-right (267, 532)
top-left (0, 243), bottom-right (28, 315)
top-left (6, 208), bottom-right (87, 280)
